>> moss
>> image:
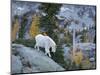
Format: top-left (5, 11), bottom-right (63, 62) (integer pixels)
top-left (13, 39), bottom-right (36, 48)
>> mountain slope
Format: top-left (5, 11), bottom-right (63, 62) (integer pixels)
top-left (11, 44), bottom-right (65, 74)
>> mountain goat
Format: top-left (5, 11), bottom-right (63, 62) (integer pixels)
top-left (34, 34), bottom-right (56, 57)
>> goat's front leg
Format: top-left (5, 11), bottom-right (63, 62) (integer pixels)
top-left (45, 52), bottom-right (51, 57)
top-left (48, 53), bottom-right (51, 57)
top-left (45, 48), bottom-right (51, 57)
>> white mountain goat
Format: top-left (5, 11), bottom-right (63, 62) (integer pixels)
top-left (34, 34), bottom-right (56, 57)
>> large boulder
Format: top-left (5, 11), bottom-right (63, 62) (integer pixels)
top-left (11, 44), bottom-right (65, 74)
top-left (11, 55), bottom-right (22, 74)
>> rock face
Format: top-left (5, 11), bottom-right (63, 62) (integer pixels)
top-left (11, 44), bottom-right (65, 74)
top-left (11, 55), bottom-right (22, 74)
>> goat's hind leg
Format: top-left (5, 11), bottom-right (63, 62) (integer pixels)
top-left (34, 44), bottom-right (40, 51)
top-left (37, 46), bottom-right (40, 51)
top-left (34, 44), bottom-right (37, 49)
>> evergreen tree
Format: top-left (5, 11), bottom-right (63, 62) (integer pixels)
top-left (39, 3), bottom-right (62, 41)
top-left (18, 14), bottom-right (28, 39)
top-left (39, 3), bottom-right (68, 69)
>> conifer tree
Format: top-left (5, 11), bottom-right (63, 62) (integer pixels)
top-left (39, 3), bottom-right (62, 41)
top-left (39, 3), bottom-right (67, 69)
top-left (18, 15), bottom-right (28, 39)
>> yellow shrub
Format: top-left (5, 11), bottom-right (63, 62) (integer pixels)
top-left (72, 50), bottom-right (83, 65)
top-left (81, 58), bottom-right (91, 69)
top-left (29, 15), bottom-right (40, 38)
top-left (11, 19), bottom-right (19, 42)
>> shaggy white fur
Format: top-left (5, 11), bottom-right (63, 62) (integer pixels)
top-left (35, 34), bottom-right (56, 57)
